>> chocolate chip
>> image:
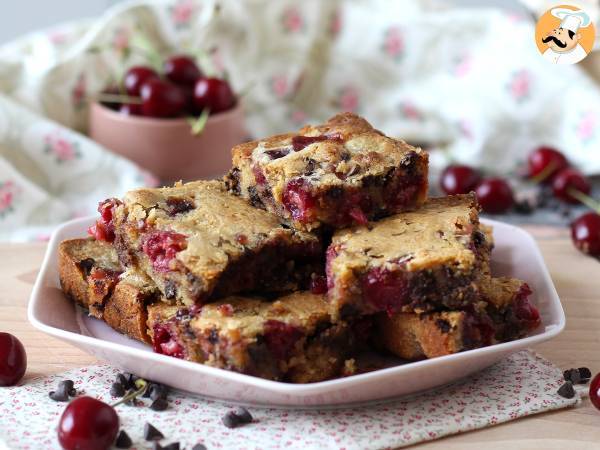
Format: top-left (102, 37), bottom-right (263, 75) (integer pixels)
top-left (164, 280), bottom-right (177, 300)
top-left (208, 328), bottom-right (219, 344)
top-left (192, 445), bottom-right (207, 450)
top-left (564, 368), bottom-right (581, 384)
top-left (234, 407), bottom-right (253, 424)
top-left (304, 158), bottom-right (317, 175)
top-left (150, 397), bottom-right (169, 411)
top-left (514, 200), bottom-right (534, 215)
top-left (115, 373), bottom-right (128, 387)
top-left (115, 430), bottom-right (133, 448)
top-left (557, 381), bottom-right (575, 399)
top-left (144, 422), bottom-right (164, 441)
top-left (435, 319), bottom-right (451, 334)
top-left (110, 382), bottom-right (125, 397)
top-left (264, 148), bottom-right (290, 160)
top-left (58, 380), bottom-right (76, 396)
top-left (150, 384), bottom-right (169, 401)
top-left (162, 443), bottom-right (180, 450)
top-left (125, 373), bottom-right (139, 389)
top-left (222, 411), bottom-right (242, 428)
top-left (49, 387), bottom-right (69, 402)
top-left (166, 196), bottom-right (195, 216)
top-left (579, 367), bottom-right (592, 381)
top-left (77, 258), bottom-right (95, 276)
top-left (152, 443), bottom-right (163, 450)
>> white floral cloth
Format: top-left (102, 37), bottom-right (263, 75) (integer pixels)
top-left (1, 0), bottom-right (600, 241)
top-left (0, 350), bottom-right (578, 449)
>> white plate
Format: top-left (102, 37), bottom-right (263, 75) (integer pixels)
top-left (28, 217), bottom-right (565, 407)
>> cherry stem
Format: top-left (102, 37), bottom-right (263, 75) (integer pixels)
top-left (111, 379), bottom-right (148, 407)
top-left (530, 160), bottom-right (557, 184)
top-left (567, 188), bottom-right (600, 214)
top-left (187, 108), bottom-right (211, 136)
top-left (93, 93), bottom-right (143, 105)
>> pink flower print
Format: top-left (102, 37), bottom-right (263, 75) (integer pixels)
top-left (271, 75), bottom-right (289, 98)
top-left (383, 26), bottom-right (404, 61)
top-left (454, 54), bottom-right (472, 78)
top-left (0, 181), bottom-right (16, 217)
top-left (170, 0), bottom-right (196, 29)
top-left (508, 70), bottom-right (531, 102)
top-left (336, 85), bottom-right (360, 112)
top-left (329, 9), bottom-right (342, 37)
top-left (71, 73), bottom-right (86, 110)
top-left (400, 101), bottom-right (423, 121)
top-left (576, 111), bottom-right (597, 143)
top-left (281, 7), bottom-right (304, 33)
top-left (44, 132), bottom-right (81, 163)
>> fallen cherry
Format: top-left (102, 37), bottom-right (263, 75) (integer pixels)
top-left (552, 168), bottom-right (591, 204)
top-left (528, 146), bottom-right (568, 182)
top-left (164, 55), bottom-right (203, 87)
top-left (123, 66), bottom-right (159, 96)
top-left (193, 77), bottom-right (236, 114)
top-left (590, 372), bottom-right (600, 410)
top-left (140, 79), bottom-right (186, 118)
top-left (57, 396), bottom-right (119, 450)
top-left (571, 212), bottom-right (600, 257)
top-left (0, 332), bottom-right (27, 386)
top-left (475, 178), bottom-right (514, 214)
top-left (439, 164), bottom-right (481, 195)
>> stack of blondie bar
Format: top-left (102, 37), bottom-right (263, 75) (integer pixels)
top-left (58, 113), bottom-right (541, 382)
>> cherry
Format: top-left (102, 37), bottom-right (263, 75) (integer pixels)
top-left (164, 55), bottom-right (203, 87)
top-left (57, 396), bottom-right (119, 450)
top-left (571, 212), bottom-right (600, 257)
top-left (282, 178), bottom-right (316, 223)
top-left (263, 320), bottom-right (303, 360)
top-left (590, 372), bottom-right (600, 411)
top-left (140, 79), bottom-right (186, 118)
top-left (118, 103), bottom-right (142, 116)
top-left (552, 168), bottom-right (591, 204)
top-left (193, 77), bottom-right (236, 114)
top-left (475, 178), bottom-right (514, 214)
top-left (309, 275), bottom-right (328, 295)
top-left (123, 66), bottom-right (159, 96)
top-left (0, 332), bottom-right (26, 386)
top-left (142, 231), bottom-right (187, 272)
top-left (440, 165), bottom-right (481, 195)
top-left (152, 324), bottom-right (185, 358)
top-left (527, 147), bottom-right (568, 182)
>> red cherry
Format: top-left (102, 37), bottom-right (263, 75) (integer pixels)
top-left (571, 212), bottom-right (600, 257)
top-left (590, 372), bottom-right (600, 410)
top-left (164, 55), bottom-right (203, 87)
top-left (440, 165), bottom-right (481, 195)
top-left (58, 396), bottom-right (119, 450)
top-left (0, 332), bottom-right (26, 386)
top-left (552, 168), bottom-right (591, 204)
top-left (123, 66), bottom-right (159, 96)
top-left (118, 103), bottom-right (142, 116)
top-left (527, 147), bottom-right (568, 182)
top-left (475, 178), bottom-right (514, 214)
top-left (140, 79), bottom-right (186, 118)
top-left (193, 77), bottom-right (236, 114)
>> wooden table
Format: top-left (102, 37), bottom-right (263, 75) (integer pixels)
top-left (2, 227), bottom-right (600, 449)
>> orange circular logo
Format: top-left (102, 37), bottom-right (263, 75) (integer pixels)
top-left (535, 5), bottom-right (595, 65)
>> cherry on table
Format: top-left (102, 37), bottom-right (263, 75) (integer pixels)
top-left (527, 146), bottom-right (568, 182)
top-left (193, 77), bottom-right (236, 114)
top-left (0, 332), bottom-right (26, 386)
top-left (475, 178), bottom-right (514, 214)
top-left (590, 372), bottom-right (600, 411)
top-left (164, 55), bottom-right (203, 87)
top-left (571, 212), bottom-right (600, 257)
top-left (57, 396), bottom-right (119, 450)
top-left (140, 79), bottom-right (186, 118)
top-left (123, 66), bottom-right (159, 96)
top-left (440, 164), bottom-right (481, 195)
top-left (552, 168), bottom-right (591, 204)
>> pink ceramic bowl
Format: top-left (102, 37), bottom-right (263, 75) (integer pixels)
top-left (89, 102), bottom-right (247, 183)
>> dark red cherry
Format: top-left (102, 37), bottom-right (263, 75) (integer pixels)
top-left (590, 372), bottom-right (600, 410)
top-left (57, 396), bottom-right (119, 450)
top-left (440, 165), bottom-right (481, 195)
top-left (193, 77), bottom-right (236, 114)
top-left (527, 147), bottom-right (568, 182)
top-left (118, 103), bottom-right (142, 116)
top-left (140, 79), bottom-right (186, 118)
top-left (123, 66), bottom-right (159, 96)
top-left (552, 168), bottom-right (591, 204)
top-left (0, 332), bottom-right (26, 386)
top-left (164, 55), bottom-right (203, 87)
top-left (475, 178), bottom-right (514, 214)
top-left (571, 212), bottom-right (600, 257)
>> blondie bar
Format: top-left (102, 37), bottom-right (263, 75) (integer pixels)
top-left (104, 180), bottom-right (322, 306)
top-left (226, 113), bottom-right (428, 231)
top-left (326, 194), bottom-right (491, 317)
top-left (376, 277), bottom-right (540, 360)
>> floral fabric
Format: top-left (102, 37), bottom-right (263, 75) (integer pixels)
top-left (1, 0), bottom-right (600, 240)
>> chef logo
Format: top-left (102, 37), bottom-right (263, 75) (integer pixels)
top-left (535, 5), bottom-right (595, 65)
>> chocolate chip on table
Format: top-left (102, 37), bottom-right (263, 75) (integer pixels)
top-left (192, 445), bottom-right (208, 450)
top-left (557, 381), bottom-right (576, 399)
top-left (115, 373), bottom-right (128, 387)
top-left (110, 382), bottom-right (126, 397)
top-left (125, 373), bottom-right (139, 389)
top-left (150, 397), bottom-right (169, 411)
top-left (115, 429), bottom-right (133, 449)
top-left (579, 367), bottom-right (592, 381)
top-left (161, 443), bottom-right (180, 450)
top-left (564, 368), bottom-right (581, 384)
top-left (149, 383), bottom-right (169, 400)
top-left (144, 422), bottom-right (165, 441)
top-left (152, 443), bottom-right (163, 450)
top-left (234, 406), bottom-right (253, 424)
top-left (58, 380), bottom-right (76, 397)
top-left (49, 387), bottom-right (69, 402)
top-left (222, 411), bottom-right (242, 429)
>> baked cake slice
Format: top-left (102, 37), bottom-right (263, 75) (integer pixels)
top-left (376, 277), bottom-right (540, 360)
top-left (326, 194), bottom-right (492, 318)
top-left (96, 180), bottom-right (322, 306)
top-left (226, 113), bottom-right (428, 231)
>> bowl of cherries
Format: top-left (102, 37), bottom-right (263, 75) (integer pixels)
top-left (89, 55), bottom-right (246, 183)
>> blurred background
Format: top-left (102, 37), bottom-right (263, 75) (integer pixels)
top-left (0, 0), bottom-right (599, 242)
